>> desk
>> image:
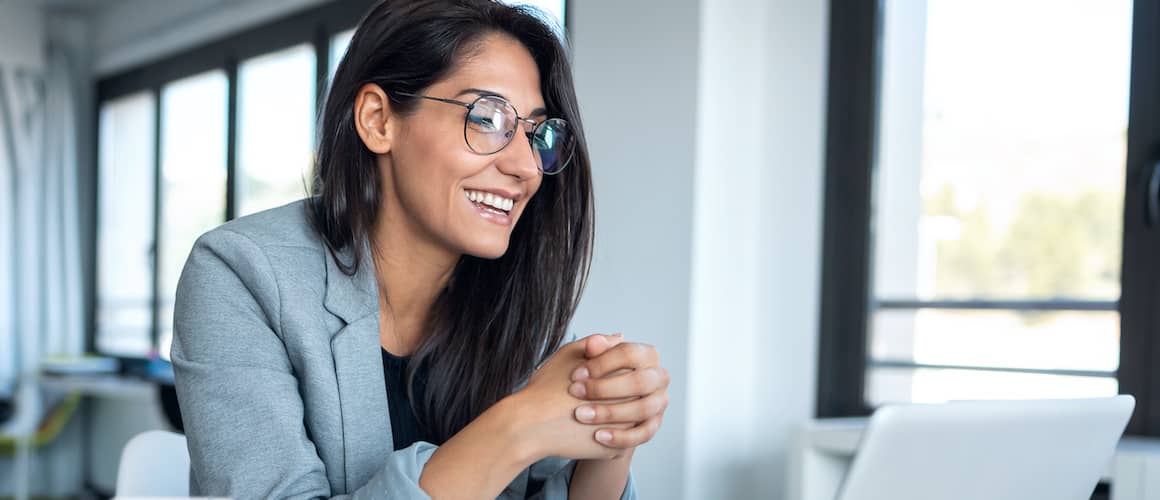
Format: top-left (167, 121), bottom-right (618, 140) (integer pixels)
top-left (40, 374), bottom-right (157, 400)
top-left (790, 418), bottom-right (1160, 500)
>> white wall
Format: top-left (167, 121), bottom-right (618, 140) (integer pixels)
top-left (688, 0), bottom-right (829, 496)
top-left (570, 0), bottom-right (830, 498)
top-left (747, 0), bottom-right (829, 497)
top-left (569, 1), bottom-right (701, 499)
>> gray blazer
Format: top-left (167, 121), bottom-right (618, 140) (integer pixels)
top-left (172, 200), bottom-right (637, 499)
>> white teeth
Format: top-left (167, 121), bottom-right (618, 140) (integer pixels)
top-left (464, 190), bottom-right (515, 212)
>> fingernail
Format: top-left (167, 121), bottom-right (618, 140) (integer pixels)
top-left (596, 430), bottom-right (613, 443)
top-left (612, 333), bottom-right (623, 338)
top-left (576, 406), bottom-right (596, 422)
top-left (569, 382), bottom-right (587, 398)
top-left (572, 367), bottom-right (590, 381)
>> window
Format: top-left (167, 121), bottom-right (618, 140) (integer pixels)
top-left (158, 71), bottom-right (229, 360)
top-left (96, 92), bottom-right (156, 357)
top-left (867, 0), bottom-right (1130, 404)
top-left (817, 0), bottom-right (1160, 435)
top-left (329, 29), bottom-right (354, 81)
top-left (92, 1), bottom-right (571, 361)
top-left (237, 44), bottom-right (316, 216)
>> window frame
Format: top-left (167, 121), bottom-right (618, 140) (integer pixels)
top-left (815, 0), bottom-right (1160, 438)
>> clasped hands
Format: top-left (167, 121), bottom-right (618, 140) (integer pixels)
top-left (515, 333), bottom-right (670, 461)
top-left (570, 334), bottom-right (668, 452)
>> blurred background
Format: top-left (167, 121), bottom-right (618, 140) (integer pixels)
top-left (0, 0), bottom-right (1157, 498)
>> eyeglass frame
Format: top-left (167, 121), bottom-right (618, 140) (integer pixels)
top-left (393, 90), bottom-right (574, 175)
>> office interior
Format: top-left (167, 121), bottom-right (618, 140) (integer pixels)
top-left (0, 0), bottom-right (1158, 498)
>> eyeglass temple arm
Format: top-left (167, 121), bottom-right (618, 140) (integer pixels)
top-left (393, 91), bottom-right (473, 109)
top-left (395, 91), bottom-right (537, 130)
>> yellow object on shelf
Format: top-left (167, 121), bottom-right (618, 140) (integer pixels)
top-left (0, 391), bottom-right (82, 454)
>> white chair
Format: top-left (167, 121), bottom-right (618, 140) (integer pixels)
top-left (115, 429), bottom-right (190, 497)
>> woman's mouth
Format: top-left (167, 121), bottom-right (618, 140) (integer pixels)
top-left (464, 189), bottom-right (515, 225)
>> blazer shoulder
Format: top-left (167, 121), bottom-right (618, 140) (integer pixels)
top-left (183, 199), bottom-right (326, 306)
top-left (178, 201), bottom-right (331, 338)
top-left (212, 198), bottom-right (321, 251)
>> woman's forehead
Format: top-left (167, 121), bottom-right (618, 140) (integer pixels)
top-left (436, 35), bottom-right (545, 111)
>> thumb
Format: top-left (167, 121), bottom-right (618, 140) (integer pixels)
top-left (585, 333), bottom-right (624, 358)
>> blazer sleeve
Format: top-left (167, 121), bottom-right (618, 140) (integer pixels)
top-left (489, 456), bottom-right (634, 500)
top-left (171, 228), bottom-right (438, 499)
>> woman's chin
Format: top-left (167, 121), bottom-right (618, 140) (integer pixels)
top-left (462, 239), bottom-right (510, 260)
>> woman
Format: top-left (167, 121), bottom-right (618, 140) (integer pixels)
top-left (171, 0), bottom-right (670, 498)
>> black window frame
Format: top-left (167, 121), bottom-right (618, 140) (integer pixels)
top-left (815, 0), bottom-right (1160, 438)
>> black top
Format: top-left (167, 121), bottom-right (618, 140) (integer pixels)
top-left (381, 350), bottom-right (546, 497)
top-left (381, 348), bottom-right (430, 451)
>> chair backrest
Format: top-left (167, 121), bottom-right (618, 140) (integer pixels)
top-left (116, 429), bottom-right (190, 497)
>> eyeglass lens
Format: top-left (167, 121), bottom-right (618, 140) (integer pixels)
top-left (464, 96), bottom-right (574, 174)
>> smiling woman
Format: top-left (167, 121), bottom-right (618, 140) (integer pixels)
top-left (170, 1), bottom-right (670, 499)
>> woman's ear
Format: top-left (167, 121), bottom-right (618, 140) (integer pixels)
top-left (354, 83), bottom-right (395, 154)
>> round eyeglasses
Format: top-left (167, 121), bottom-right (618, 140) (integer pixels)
top-left (395, 91), bottom-right (575, 175)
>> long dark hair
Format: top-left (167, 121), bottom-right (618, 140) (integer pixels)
top-left (307, 0), bottom-right (594, 443)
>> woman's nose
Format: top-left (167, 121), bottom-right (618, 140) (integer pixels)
top-left (496, 128), bottom-right (540, 180)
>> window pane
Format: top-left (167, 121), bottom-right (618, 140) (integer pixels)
top-left (159, 71), bottom-right (228, 360)
top-left (869, 309), bottom-right (1119, 373)
top-left (866, 0), bottom-right (1132, 406)
top-left (867, 367), bottom-right (1118, 406)
top-left (872, 0), bottom-right (1132, 301)
top-left (237, 44), bottom-right (316, 216)
top-left (330, 29), bottom-right (354, 81)
top-left (97, 92), bottom-right (156, 357)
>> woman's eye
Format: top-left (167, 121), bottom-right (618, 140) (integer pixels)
top-left (469, 114), bottom-right (499, 131)
top-left (469, 108), bottom-right (508, 133)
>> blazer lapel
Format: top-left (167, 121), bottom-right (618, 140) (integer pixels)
top-left (323, 243), bottom-right (392, 492)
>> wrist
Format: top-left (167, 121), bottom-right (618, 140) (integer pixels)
top-left (583, 446), bottom-right (635, 464)
top-left (419, 392), bottom-right (544, 498)
top-left (571, 448), bottom-right (634, 500)
top-left (492, 391), bottom-right (543, 467)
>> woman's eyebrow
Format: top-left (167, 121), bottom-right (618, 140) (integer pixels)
top-left (455, 87), bottom-right (500, 98)
top-left (456, 87), bottom-right (548, 117)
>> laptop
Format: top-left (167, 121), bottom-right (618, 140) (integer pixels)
top-left (837, 395), bottom-right (1135, 500)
